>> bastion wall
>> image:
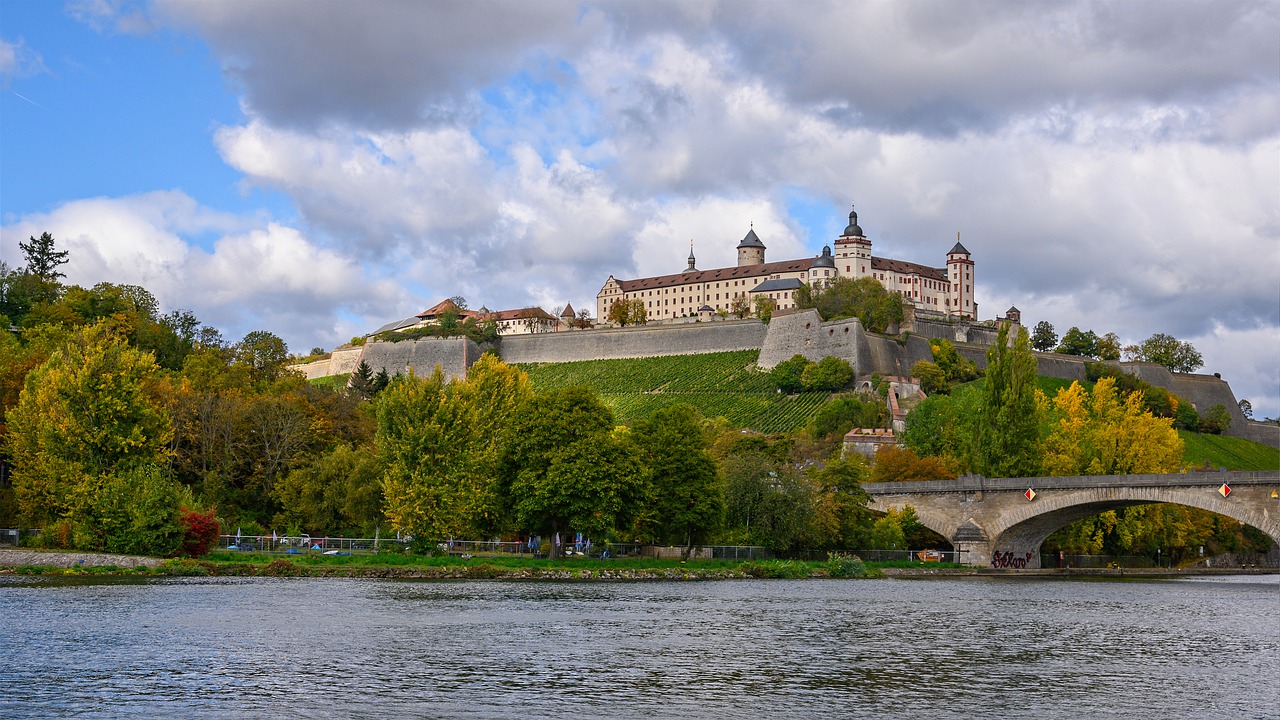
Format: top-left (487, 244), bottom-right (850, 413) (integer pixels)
top-left (498, 319), bottom-right (767, 364)
top-left (358, 337), bottom-right (481, 381)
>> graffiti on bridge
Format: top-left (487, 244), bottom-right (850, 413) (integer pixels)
top-left (991, 551), bottom-right (1034, 569)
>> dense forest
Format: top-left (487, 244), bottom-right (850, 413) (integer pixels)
top-left (1, 233), bottom-right (1272, 561)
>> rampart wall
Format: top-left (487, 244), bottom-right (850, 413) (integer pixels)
top-left (358, 337), bottom-right (481, 381)
top-left (757, 310), bottom-right (864, 369)
top-left (498, 320), bottom-right (766, 364)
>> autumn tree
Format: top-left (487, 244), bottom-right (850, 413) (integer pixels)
top-left (729, 294), bottom-right (751, 319)
top-left (1041, 377), bottom-right (1184, 477)
top-left (607, 298), bottom-right (647, 327)
top-left (806, 452), bottom-right (872, 550)
top-left (378, 356), bottom-right (533, 542)
top-left (870, 445), bottom-right (955, 483)
top-left (977, 324), bottom-right (1041, 478)
top-left (752, 295), bottom-right (777, 322)
top-left (236, 330), bottom-right (291, 386)
top-left (630, 404), bottom-right (724, 558)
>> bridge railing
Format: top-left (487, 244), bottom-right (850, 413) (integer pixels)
top-left (864, 469), bottom-right (1279, 495)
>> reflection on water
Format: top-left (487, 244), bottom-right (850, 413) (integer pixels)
top-left (1, 575), bottom-right (1276, 719)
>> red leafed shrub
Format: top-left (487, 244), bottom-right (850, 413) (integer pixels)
top-left (178, 508), bottom-right (221, 557)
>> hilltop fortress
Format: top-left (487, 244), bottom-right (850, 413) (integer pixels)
top-left (297, 206), bottom-right (1278, 449)
top-left (597, 206), bottom-right (977, 323)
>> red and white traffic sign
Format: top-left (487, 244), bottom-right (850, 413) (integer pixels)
top-left (1218, 483), bottom-right (1231, 498)
top-left (1024, 488), bottom-right (1037, 502)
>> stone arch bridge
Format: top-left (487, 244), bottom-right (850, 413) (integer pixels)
top-left (865, 471), bottom-right (1280, 568)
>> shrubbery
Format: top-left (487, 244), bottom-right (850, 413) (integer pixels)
top-left (769, 354), bottom-right (855, 393)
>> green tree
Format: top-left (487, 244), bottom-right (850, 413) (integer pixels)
top-left (795, 276), bottom-right (904, 332)
top-left (8, 324), bottom-right (174, 527)
top-left (929, 338), bottom-right (978, 384)
top-left (720, 452), bottom-right (815, 551)
top-left (1030, 321), bottom-right (1057, 352)
top-left (274, 443), bottom-right (384, 535)
top-left (910, 360), bottom-right (948, 396)
top-left (502, 386), bottom-right (643, 556)
top-left (631, 404), bottom-right (724, 558)
top-left (801, 356), bottom-right (854, 391)
top-left (20, 232), bottom-right (70, 281)
top-left (1055, 327), bottom-right (1099, 358)
top-left (977, 324), bottom-right (1042, 478)
top-left (806, 453), bottom-right (872, 550)
top-left (1198, 404), bottom-right (1232, 435)
top-left (1096, 332), bottom-right (1122, 361)
top-left (768, 354), bottom-right (812, 393)
top-left (1136, 333), bottom-right (1204, 373)
top-left (810, 394), bottom-right (885, 438)
top-left (752, 295), bottom-right (777, 322)
top-left (378, 356), bottom-right (533, 541)
top-left (236, 330), bottom-right (291, 385)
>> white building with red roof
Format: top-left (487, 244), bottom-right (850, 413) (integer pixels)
top-left (596, 206), bottom-right (977, 324)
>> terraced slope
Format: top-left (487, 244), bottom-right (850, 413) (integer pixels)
top-left (517, 350), bottom-right (829, 433)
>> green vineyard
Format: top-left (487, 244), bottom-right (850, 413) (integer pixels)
top-left (517, 350), bottom-right (830, 433)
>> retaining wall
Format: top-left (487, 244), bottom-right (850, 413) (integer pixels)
top-left (358, 337), bottom-right (481, 381)
top-left (499, 320), bottom-right (767, 364)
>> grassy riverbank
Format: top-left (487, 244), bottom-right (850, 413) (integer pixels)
top-left (1, 549), bottom-right (920, 580)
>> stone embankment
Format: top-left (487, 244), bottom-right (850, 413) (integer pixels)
top-left (0, 548), bottom-right (163, 569)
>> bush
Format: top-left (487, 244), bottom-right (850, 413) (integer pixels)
top-left (825, 552), bottom-right (868, 578)
top-left (911, 360), bottom-right (948, 395)
top-left (179, 508), bottom-right (221, 558)
top-left (1199, 404), bottom-right (1232, 435)
top-left (739, 559), bottom-right (810, 578)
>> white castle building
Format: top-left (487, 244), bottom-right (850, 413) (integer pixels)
top-left (596, 207), bottom-right (977, 323)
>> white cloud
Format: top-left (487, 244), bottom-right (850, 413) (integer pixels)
top-left (0, 191), bottom-right (407, 353)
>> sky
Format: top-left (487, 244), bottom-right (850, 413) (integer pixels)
top-left (1, 0), bottom-right (1278, 418)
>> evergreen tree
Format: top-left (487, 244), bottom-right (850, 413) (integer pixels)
top-left (20, 232), bottom-right (69, 281)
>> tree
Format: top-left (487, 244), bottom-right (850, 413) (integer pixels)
top-left (1030, 321), bottom-right (1057, 352)
top-left (502, 386), bottom-right (643, 556)
top-left (1096, 332), bottom-right (1122, 361)
top-left (795, 276), bottom-right (904, 332)
top-left (729, 294), bottom-right (751, 319)
top-left (7, 323), bottom-right (175, 528)
top-left (1198, 404), bottom-right (1232, 435)
top-left (810, 394), bottom-right (885, 439)
top-left (807, 452), bottom-right (872, 550)
top-left (1238, 399), bottom-right (1253, 420)
top-left (630, 404), bottom-right (724, 559)
top-left (929, 338), bottom-right (977, 384)
top-left (977, 324), bottom-right (1042, 478)
top-left (274, 443), bottom-right (384, 536)
top-left (870, 445), bottom-right (955, 483)
top-left (800, 356), bottom-right (854, 391)
top-left (910, 360), bottom-right (948, 396)
top-left (379, 356), bottom-right (533, 541)
top-left (607, 298), bottom-right (647, 327)
top-left (752, 295), bottom-right (777, 322)
top-left (236, 330), bottom-right (290, 385)
top-left (1055, 327), bottom-right (1099, 358)
top-left (1041, 377), bottom-right (1184, 477)
top-left (20, 232), bottom-right (70, 281)
top-left (571, 308), bottom-right (594, 329)
top-left (768, 354), bottom-right (812, 393)
top-left (901, 387), bottom-right (981, 471)
top-left (1135, 333), bottom-right (1203, 373)
top-left (720, 452), bottom-right (815, 551)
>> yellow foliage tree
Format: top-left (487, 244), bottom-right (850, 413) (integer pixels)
top-left (7, 323), bottom-right (174, 528)
top-left (1042, 377), bottom-right (1183, 477)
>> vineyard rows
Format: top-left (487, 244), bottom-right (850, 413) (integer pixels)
top-left (518, 351), bottom-right (830, 433)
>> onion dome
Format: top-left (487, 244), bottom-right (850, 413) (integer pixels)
top-left (812, 245), bottom-right (836, 268)
top-left (842, 206), bottom-right (864, 237)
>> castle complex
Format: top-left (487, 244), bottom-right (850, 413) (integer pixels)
top-left (596, 207), bottom-right (977, 323)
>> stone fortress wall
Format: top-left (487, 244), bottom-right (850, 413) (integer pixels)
top-left (299, 312), bottom-right (1276, 448)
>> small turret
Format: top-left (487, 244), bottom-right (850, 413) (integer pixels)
top-left (686, 239), bottom-right (698, 272)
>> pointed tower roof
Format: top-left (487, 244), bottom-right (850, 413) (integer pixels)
top-left (686, 239), bottom-right (698, 272)
top-left (949, 231), bottom-right (970, 256)
top-left (560, 302), bottom-right (576, 319)
top-left (737, 225), bottom-right (766, 249)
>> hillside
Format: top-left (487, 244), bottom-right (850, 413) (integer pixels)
top-left (517, 350), bottom-right (830, 433)
top-left (1178, 430), bottom-right (1280, 471)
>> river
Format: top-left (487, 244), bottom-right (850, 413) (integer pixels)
top-left (1, 575), bottom-right (1276, 719)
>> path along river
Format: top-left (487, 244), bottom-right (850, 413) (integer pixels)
top-left (1, 574), bottom-right (1276, 719)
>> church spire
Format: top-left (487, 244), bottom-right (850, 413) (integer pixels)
top-left (686, 238), bottom-right (698, 272)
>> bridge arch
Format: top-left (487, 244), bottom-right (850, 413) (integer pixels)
top-left (990, 486), bottom-right (1280, 557)
top-left (864, 471), bottom-right (1280, 568)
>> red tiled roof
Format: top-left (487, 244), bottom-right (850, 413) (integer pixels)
top-left (870, 256), bottom-right (947, 282)
top-left (416, 299), bottom-right (478, 320)
top-left (616, 258), bottom-right (816, 292)
top-left (481, 307), bottom-right (557, 322)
